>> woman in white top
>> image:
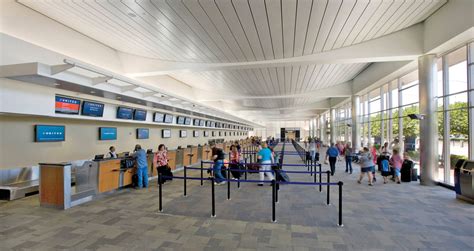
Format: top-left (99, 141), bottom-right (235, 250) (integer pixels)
top-left (309, 139), bottom-right (317, 161)
top-left (106, 146), bottom-right (118, 158)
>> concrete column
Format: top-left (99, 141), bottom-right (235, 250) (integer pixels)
top-left (330, 108), bottom-right (336, 144)
top-left (320, 114), bottom-right (325, 141)
top-left (418, 54), bottom-right (438, 186)
top-left (380, 87), bottom-right (385, 146)
top-left (351, 95), bottom-right (361, 151)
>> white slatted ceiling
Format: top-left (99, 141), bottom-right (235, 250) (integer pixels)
top-left (20, 0), bottom-right (446, 63)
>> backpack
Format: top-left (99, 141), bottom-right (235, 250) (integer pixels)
top-left (381, 159), bottom-right (390, 172)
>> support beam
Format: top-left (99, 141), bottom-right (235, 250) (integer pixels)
top-left (418, 54), bottom-right (438, 186)
top-left (330, 108), bottom-right (336, 145)
top-left (50, 63), bottom-right (74, 75)
top-left (91, 76), bottom-right (112, 86)
top-left (351, 95), bottom-right (361, 150)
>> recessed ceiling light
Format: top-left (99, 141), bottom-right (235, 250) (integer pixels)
top-left (127, 12), bottom-right (136, 17)
top-left (90, 91), bottom-right (96, 94)
top-left (117, 97), bottom-right (121, 100)
top-left (53, 83), bottom-right (60, 86)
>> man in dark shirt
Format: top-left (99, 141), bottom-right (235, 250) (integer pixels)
top-left (211, 144), bottom-right (226, 185)
top-left (326, 143), bottom-right (339, 176)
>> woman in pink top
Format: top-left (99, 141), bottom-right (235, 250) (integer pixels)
top-left (370, 144), bottom-right (377, 182)
top-left (389, 148), bottom-right (403, 184)
top-left (154, 144), bottom-right (169, 184)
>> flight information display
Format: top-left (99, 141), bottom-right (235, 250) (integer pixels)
top-left (35, 125), bottom-right (65, 142)
top-left (81, 101), bottom-right (104, 117)
top-left (133, 109), bottom-right (147, 121)
top-left (117, 107), bottom-right (133, 119)
top-left (99, 127), bottom-right (117, 140)
top-left (137, 128), bottom-right (149, 139)
top-left (55, 96), bottom-right (80, 114)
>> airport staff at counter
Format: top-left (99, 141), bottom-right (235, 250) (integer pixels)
top-left (105, 146), bottom-right (117, 159)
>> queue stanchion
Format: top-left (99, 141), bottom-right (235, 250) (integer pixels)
top-left (211, 177), bottom-right (216, 217)
top-left (244, 158), bottom-right (248, 180)
top-left (338, 181), bottom-right (343, 227)
top-left (310, 159), bottom-right (313, 177)
top-left (313, 167), bottom-right (317, 184)
top-left (319, 164), bottom-right (322, 192)
top-left (227, 166), bottom-right (231, 200)
top-left (271, 179), bottom-right (276, 223)
top-left (326, 170), bottom-right (331, 205)
top-left (158, 173), bottom-right (163, 212)
top-left (183, 166), bottom-right (187, 197)
top-left (200, 160), bottom-right (204, 186)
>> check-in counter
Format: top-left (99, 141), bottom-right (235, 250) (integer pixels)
top-left (176, 148), bottom-right (184, 168)
top-left (97, 159), bottom-right (121, 193)
top-left (202, 145), bottom-right (212, 160)
top-left (167, 150), bottom-right (177, 170)
top-left (183, 147), bottom-right (192, 167)
top-left (191, 146), bottom-right (198, 164)
top-left (197, 145), bottom-right (203, 160)
top-left (455, 160), bottom-right (474, 204)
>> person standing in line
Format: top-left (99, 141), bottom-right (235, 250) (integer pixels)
top-left (357, 147), bottom-right (374, 186)
top-left (229, 145), bottom-right (241, 180)
top-left (344, 143), bottom-right (353, 174)
top-left (370, 144), bottom-right (378, 182)
top-left (325, 143), bottom-right (339, 176)
top-left (132, 144), bottom-right (148, 189)
top-left (337, 142), bottom-right (344, 161)
top-left (257, 142), bottom-right (275, 186)
top-left (389, 149), bottom-right (403, 184)
top-left (154, 144), bottom-right (169, 184)
top-left (211, 144), bottom-right (226, 185)
top-left (106, 146), bottom-right (118, 158)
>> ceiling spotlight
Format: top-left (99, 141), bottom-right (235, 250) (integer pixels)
top-left (90, 90), bottom-right (96, 94)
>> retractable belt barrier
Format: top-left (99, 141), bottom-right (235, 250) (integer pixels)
top-left (157, 165), bottom-right (344, 227)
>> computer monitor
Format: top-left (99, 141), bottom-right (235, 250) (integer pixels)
top-left (94, 154), bottom-right (104, 160)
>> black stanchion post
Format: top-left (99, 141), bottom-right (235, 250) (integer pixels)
top-left (237, 177), bottom-right (240, 189)
top-left (200, 160), bottom-right (204, 186)
top-left (326, 170), bottom-right (331, 205)
top-left (211, 177), bottom-right (216, 217)
top-left (319, 164), bottom-right (322, 192)
top-left (244, 158), bottom-right (248, 180)
top-left (183, 166), bottom-right (187, 197)
top-left (310, 160), bottom-right (313, 177)
top-left (338, 181), bottom-right (343, 227)
top-left (272, 179), bottom-right (276, 223)
top-left (314, 166), bottom-right (317, 183)
top-left (158, 173), bottom-right (163, 212)
top-left (227, 166), bottom-right (231, 200)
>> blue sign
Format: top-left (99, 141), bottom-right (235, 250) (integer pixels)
top-left (35, 125), bottom-right (65, 142)
top-left (99, 127), bottom-right (117, 140)
top-left (137, 128), bottom-right (149, 139)
top-left (117, 107), bottom-right (133, 119)
top-left (134, 109), bottom-right (147, 121)
top-left (82, 101), bottom-right (104, 117)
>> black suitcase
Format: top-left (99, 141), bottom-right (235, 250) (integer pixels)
top-left (401, 160), bottom-right (414, 182)
top-left (132, 174), bottom-right (138, 187)
top-left (229, 163), bottom-right (242, 179)
top-left (411, 168), bottom-right (418, 182)
top-left (276, 170), bottom-right (290, 182)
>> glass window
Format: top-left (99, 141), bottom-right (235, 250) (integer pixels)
top-left (448, 46), bottom-right (467, 94)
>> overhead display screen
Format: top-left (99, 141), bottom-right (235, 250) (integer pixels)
top-left (81, 101), bottom-right (104, 117)
top-left (35, 125), bottom-right (65, 142)
top-left (180, 130), bottom-right (187, 138)
top-left (184, 117), bottom-right (191, 125)
top-left (137, 128), bottom-right (149, 139)
top-left (162, 129), bottom-right (171, 138)
top-left (193, 131), bottom-right (199, 137)
top-left (117, 107), bottom-right (133, 119)
top-left (133, 109), bottom-right (147, 121)
top-left (204, 131), bottom-right (209, 137)
top-left (154, 112), bottom-right (165, 123)
top-left (177, 116), bottom-right (185, 124)
top-left (193, 119), bottom-right (200, 126)
top-left (164, 114), bottom-right (173, 123)
top-left (99, 127), bottom-right (117, 140)
top-left (199, 120), bottom-right (205, 126)
top-left (55, 96), bottom-right (80, 114)
top-left (205, 121), bottom-right (211, 127)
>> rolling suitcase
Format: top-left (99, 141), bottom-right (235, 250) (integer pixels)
top-left (401, 160), bottom-right (414, 182)
top-left (276, 170), bottom-right (290, 182)
top-left (411, 168), bottom-right (418, 182)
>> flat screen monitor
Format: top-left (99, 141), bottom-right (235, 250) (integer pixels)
top-left (193, 131), bottom-right (199, 137)
top-left (193, 119), bottom-right (200, 126)
top-left (212, 131), bottom-right (215, 137)
top-left (177, 116), bottom-right (185, 124)
top-left (180, 130), bottom-right (187, 138)
top-left (164, 114), bottom-right (173, 123)
top-left (117, 107), bottom-right (133, 119)
top-left (184, 117), bottom-right (191, 125)
top-left (94, 154), bottom-right (104, 160)
top-left (154, 112), bottom-right (165, 123)
top-left (219, 131), bottom-right (222, 136)
top-left (211, 122), bottom-right (216, 128)
top-left (199, 120), bottom-right (205, 126)
top-left (134, 109), bottom-right (147, 121)
top-left (81, 101), bottom-right (104, 117)
top-left (205, 121), bottom-right (210, 127)
top-left (162, 129), bottom-right (171, 138)
top-left (137, 128), bottom-right (149, 139)
top-left (203, 131), bottom-right (209, 137)
top-left (35, 125), bottom-right (65, 142)
top-left (55, 96), bottom-right (80, 114)
top-left (99, 127), bottom-right (117, 140)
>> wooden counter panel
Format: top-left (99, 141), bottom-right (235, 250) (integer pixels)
top-left (98, 159), bottom-right (121, 193)
top-left (183, 148), bottom-right (192, 166)
top-left (168, 151), bottom-right (177, 170)
top-left (40, 165), bottom-right (64, 206)
top-left (122, 168), bottom-right (134, 186)
top-left (191, 147), bottom-right (198, 164)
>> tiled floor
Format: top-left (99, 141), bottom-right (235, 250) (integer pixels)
top-left (1, 143), bottom-right (473, 250)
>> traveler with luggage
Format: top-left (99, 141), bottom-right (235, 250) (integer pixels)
top-left (309, 139), bottom-right (317, 162)
top-left (154, 144), bottom-right (173, 184)
top-left (344, 143), bottom-right (353, 174)
top-left (229, 145), bottom-right (241, 179)
top-left (389, 149), bottom-right (403, 184)
top-left (325, 143), bottom-right (339, 176)
top-left (357, 147), bottom-right (374, 186)
top-left (132, 144), bottom-right (148, 189)
top-left (370, 144), bottom-right (378, 182)
top-left (211, 144), bottom-right (226, 185)
top-left (257, 142), bottom-right (275, 186)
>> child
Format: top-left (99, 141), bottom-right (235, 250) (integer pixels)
top-left (389, 149), bottom-right (403, 184)
top-left (381, 157), bottom-right (390, 184)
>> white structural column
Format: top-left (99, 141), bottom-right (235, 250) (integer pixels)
top-left (351, 95), bottom-right (361, 150)
top-left (320, 114), bottom-right (325, 141)
top-left (418, 54), bottom-right (438, 186)
top-left (397, 79), bottom-right (404, 154)
top-left (367, 93), bottom-right (372, 145)
top-left (468, 42), bottom-right (474, 160)
top-left (380, 87), bottom-right (385, 145)
top-left (330, 108), bottom-right (336, 144)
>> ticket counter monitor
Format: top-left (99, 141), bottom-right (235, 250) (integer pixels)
top-left (455, 160), bottom-right (474, 203)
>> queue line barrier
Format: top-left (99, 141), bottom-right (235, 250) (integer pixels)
top-left (157, 170), bottom-right (343, 226)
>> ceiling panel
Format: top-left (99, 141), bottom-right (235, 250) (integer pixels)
top-left (19, 0), bottom-right (446, 63)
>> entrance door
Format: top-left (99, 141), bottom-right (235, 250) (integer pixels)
top-left (286, 131), bottom-right (296, 140)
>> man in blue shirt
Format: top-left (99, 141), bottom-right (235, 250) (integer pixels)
top-left (325, 143), bottom-right (339, 176)
top-left (132, 144), bottom-right (148, 189)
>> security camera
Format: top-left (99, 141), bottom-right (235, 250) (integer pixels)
top-left (408, 114), bottom-right (425, 120)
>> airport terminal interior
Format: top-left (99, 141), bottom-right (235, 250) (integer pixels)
top-left (0, 0), bottom-right (473, 250)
